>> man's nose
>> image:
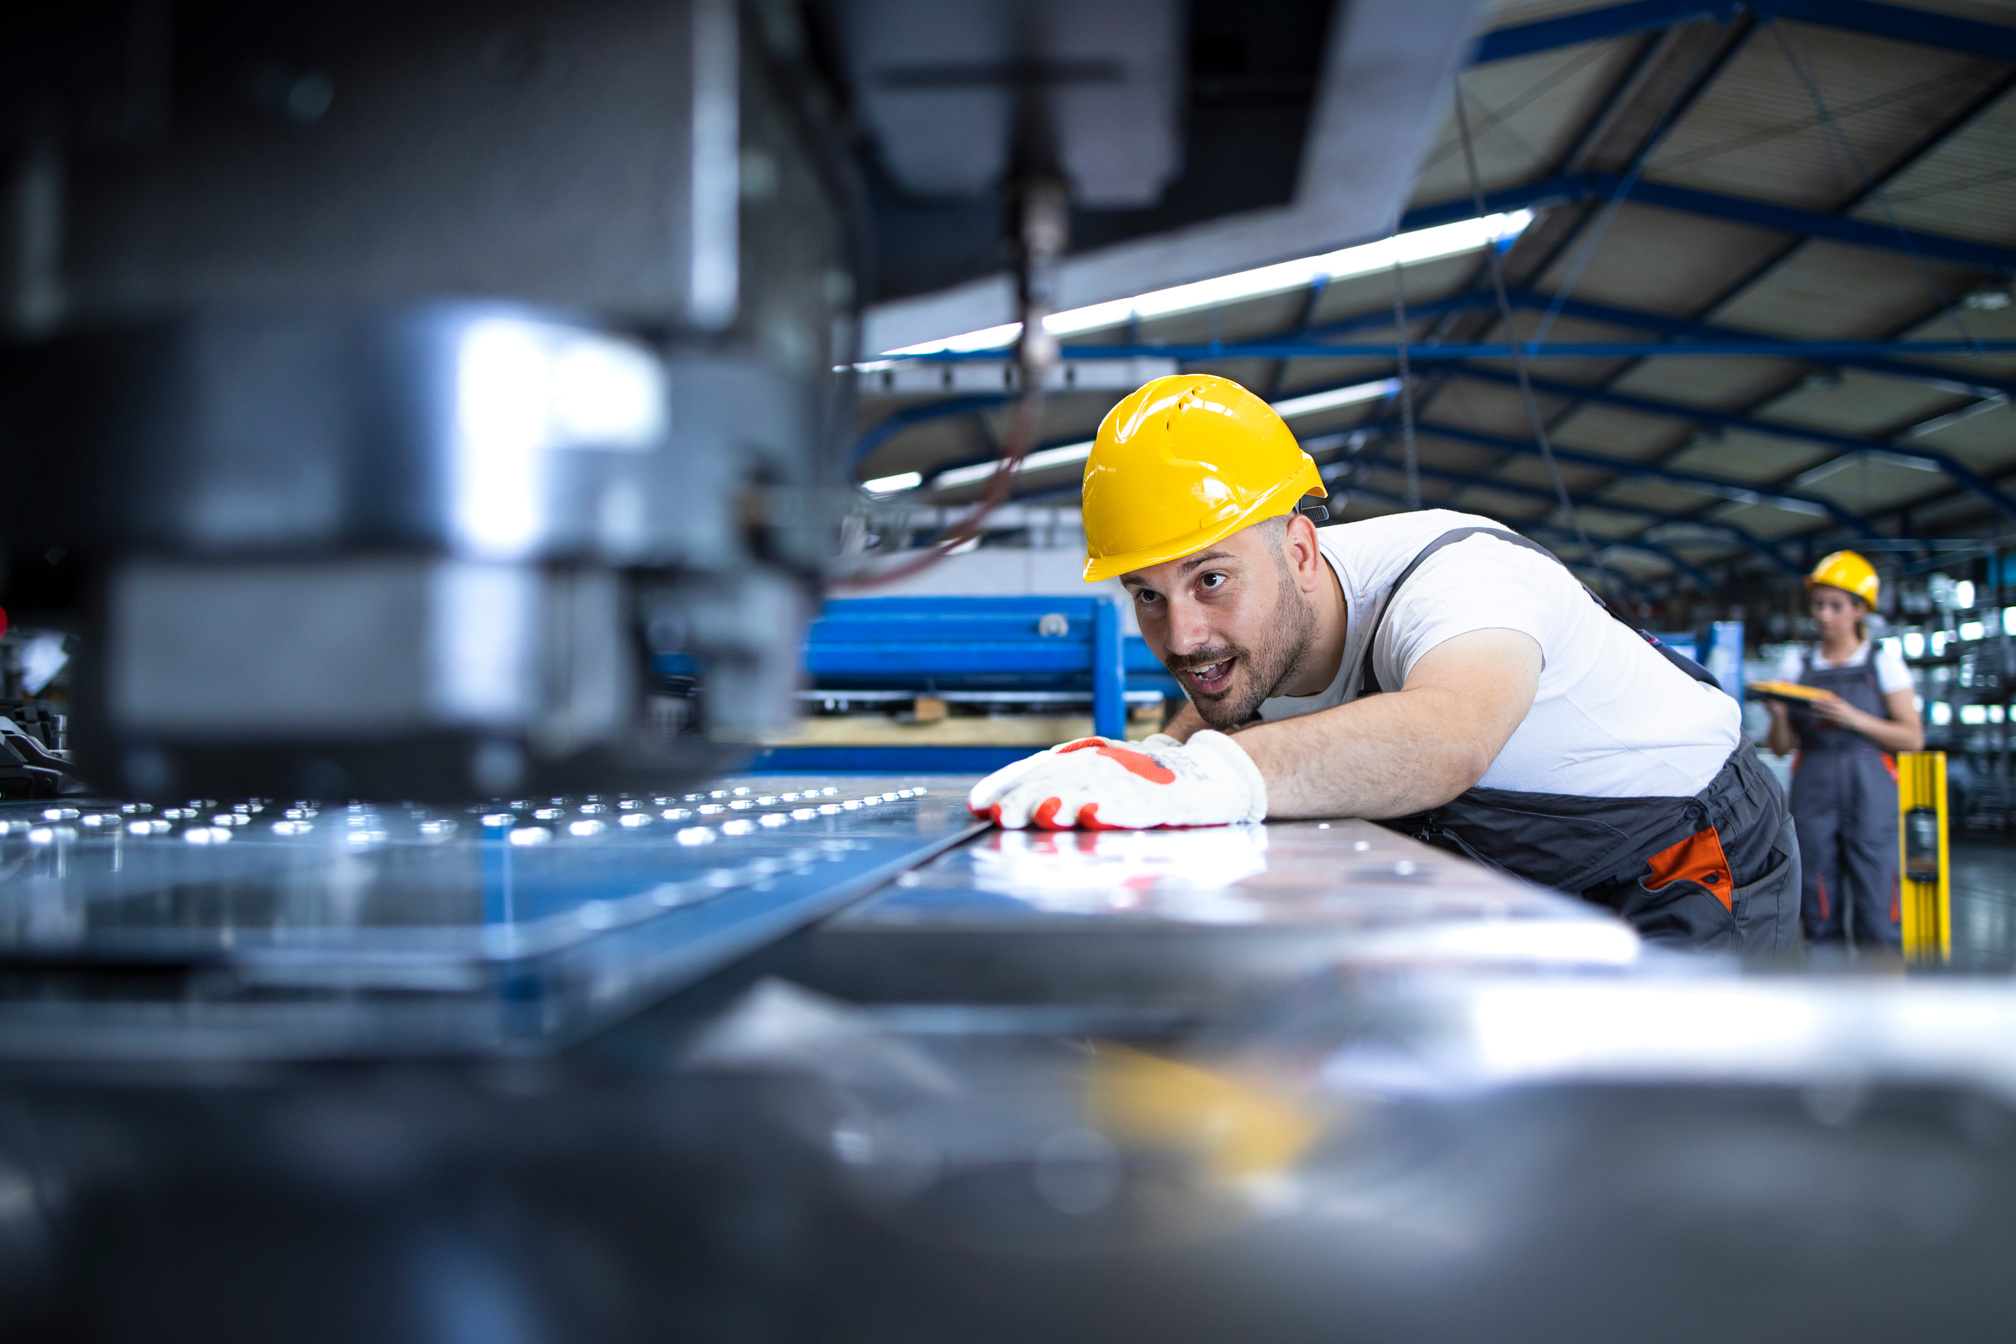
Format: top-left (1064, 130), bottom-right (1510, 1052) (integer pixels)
top-left (1162, 594), bottom-right (1214, 655)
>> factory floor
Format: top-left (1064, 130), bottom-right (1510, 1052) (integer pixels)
top-left (1951, 834), bottom-right (2016, 969)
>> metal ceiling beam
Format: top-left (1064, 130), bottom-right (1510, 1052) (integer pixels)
top-left (1330, 451), bottom-right (1796, 574)
top-left (1413, 419), bottom-right (1884, 539)
top-left (871, 382), bottom-right (1918, 546)
top-left (1331, 479), bottom-right (1677, 597)
top-left (897, 418), bottom-right (1795, 576)
top-left (1495, 292), bottom-right (2016, 399)
top-left (1475, 2), bottom-right (1735, 65)
top-left (1474, 0), bottom-right (2016, 67)
top-left (852, 394), bottom-right (1013, 466)
top-left (899, 401), bottom-right (1879, 549)
top-left (1528, 527), bottom-right (1710, 588)
top-left (906, 338), bottom-right (2016, 360)
top-left (1296, 289), bottom-right (2016, 399)
top-left (1401, 172), bottom-right (2016, 274)
top-left (1009, 468), bottom-right (1692, 595)
top-left (1450, 365), bottom-right (2016, 522)
top-left (853, 300), bottom-right (2016, 486)
top-left (1492, 56), bottom-right (2016, 569)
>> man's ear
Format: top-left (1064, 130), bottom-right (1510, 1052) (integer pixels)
top-left (1284, 512), bottom-right (1324, 590)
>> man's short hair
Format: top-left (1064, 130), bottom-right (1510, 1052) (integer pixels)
top-left (1252, 513), bottom-right (1291, 569)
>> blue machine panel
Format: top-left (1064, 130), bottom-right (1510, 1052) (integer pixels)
top-left (785, 594), bottom-right (1131, 743)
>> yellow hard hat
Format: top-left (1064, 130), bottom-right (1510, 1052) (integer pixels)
top-left (1080, 374), bottom-right (1325, 582)
top-left (1806, 550), bottom-right (1878, 607)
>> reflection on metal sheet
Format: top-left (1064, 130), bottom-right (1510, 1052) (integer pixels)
top-left (836, 818), bottom-right (1637, 966)
top-left (968, 826), bottom-right (1272, 920)
top-left (0, 778), bottom-right (979, 1059)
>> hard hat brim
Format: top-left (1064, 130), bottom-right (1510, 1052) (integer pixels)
top-left (1804, 578), bottom-right (1873, 607)
top-left (1082, 463), bottom-right (1326, 583)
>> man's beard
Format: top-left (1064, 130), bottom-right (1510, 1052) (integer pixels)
top-left (1169, 565), bottom-right (1320, 730)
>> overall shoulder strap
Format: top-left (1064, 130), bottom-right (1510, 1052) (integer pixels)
top-left (1358, 527), bottom-right (1559, 696)
top-left (1859, 643), bottom-right (1884, 691)
top-left (1357, 525), bottom-right (1719, 696)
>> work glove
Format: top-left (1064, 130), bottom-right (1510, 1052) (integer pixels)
top-left (966, 730), bottom-right (1267, 830)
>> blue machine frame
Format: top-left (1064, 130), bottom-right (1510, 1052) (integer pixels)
top-left (753, 595), bottom-right (1149, 774)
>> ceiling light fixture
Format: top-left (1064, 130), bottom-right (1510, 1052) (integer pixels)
top-left (880, 211), bottom-right (1534, 359)
top-left (917, 378), bottom-right (1396, 492)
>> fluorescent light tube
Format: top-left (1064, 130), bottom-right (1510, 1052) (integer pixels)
top-left (861, 471), bottom-right (923, 496)
top-left (881, 211), bottom-right (1534, 358)
top-left (931, 441), bottom-right (1096, 490)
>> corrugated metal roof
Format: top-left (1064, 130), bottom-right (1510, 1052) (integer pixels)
top-left (1711, 241), bottom-right (1979, 336)
top-left (1410, 41), bottom-right (1642, 199)
top-left (1643, 23), bottom-right (2002, 210)
top-left (1610, 353), bottom-right (1810, 410)
top-left (852, 0), bottom-right (2016, 603)
top-left (1754, 368), bottom-right (1975, 433)
top-left (1529, 205), bottom-right (1790, 314)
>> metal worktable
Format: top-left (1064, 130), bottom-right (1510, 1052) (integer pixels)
top-left (0, 777), bottom-right (2014, 1342)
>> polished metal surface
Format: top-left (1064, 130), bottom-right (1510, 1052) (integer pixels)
top-left (8, 792), bottom-right (2016, 1342)
top-left (0, 777), bottom-right (978, 1060)
top-left (806, 818), bottom-right (1638, 1010)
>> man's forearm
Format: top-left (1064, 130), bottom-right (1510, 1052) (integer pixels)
top-left (1152, 629), bottom-right (1539, 821)
top-left (1232, 687), bottom-right (1505, 819)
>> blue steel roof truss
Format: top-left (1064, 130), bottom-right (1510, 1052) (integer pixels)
top-left (854, 0), bottom-right (2016, 591)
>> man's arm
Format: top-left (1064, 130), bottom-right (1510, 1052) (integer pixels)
top-left (1232, 628), bottom-right (1542, 819)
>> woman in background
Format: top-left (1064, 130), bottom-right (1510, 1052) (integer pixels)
top-left (1765, 551), bottom-right (1923, 950)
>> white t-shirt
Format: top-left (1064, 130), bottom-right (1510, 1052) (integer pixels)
top-left (1773, 641), bottom-right (1913, 696)
top-left (1255, 509), bottom-right (1741, 798)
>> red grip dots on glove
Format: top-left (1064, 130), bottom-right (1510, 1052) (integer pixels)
top-left (1056, 740), bottom-right (1176, 784)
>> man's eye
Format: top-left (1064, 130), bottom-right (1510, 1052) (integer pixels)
top-left (1199, 572), bottom-right (1226, 591)
top-left (1134, 590), bottom-right (1160, 605)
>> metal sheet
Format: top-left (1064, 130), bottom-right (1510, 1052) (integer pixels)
top-left (807, 818), bottom-right (1638, 1009)
top-left (0, 777), bottom-right (979, 1060)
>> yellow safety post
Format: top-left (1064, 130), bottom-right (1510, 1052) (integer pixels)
top-left (1898, 751), bottom-right (1949, 963)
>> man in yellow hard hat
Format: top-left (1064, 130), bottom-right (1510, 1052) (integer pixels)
top-left (968, 374), bottom-right (1799, 952)
top-left (1762, 551), bottom-right (1921, 949)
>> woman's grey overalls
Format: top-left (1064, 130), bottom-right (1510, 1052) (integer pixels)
top-left (1787, 649), bottom-right (1901, 948)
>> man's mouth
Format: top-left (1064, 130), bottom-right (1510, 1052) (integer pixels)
top-left (1181, 658), bottom-right (1237, 696)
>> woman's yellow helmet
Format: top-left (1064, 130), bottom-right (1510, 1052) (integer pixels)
top-left (1806, 550), bottom-right (1879, 607)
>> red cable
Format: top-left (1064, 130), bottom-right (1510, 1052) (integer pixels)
top-left (826, 386), bottom-right (1048, 592)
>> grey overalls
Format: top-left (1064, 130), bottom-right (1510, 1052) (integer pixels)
top-left (1787, 647), bottom-right (1901, 948)
top-left (1358, 528), bottom-right (1801, 955)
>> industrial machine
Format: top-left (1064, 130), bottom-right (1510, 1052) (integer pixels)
top-left (1, 0), bottom-right (850, 800)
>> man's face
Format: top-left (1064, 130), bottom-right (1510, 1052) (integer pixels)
top-left (1120, 518), bottom-right (1320, 729)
